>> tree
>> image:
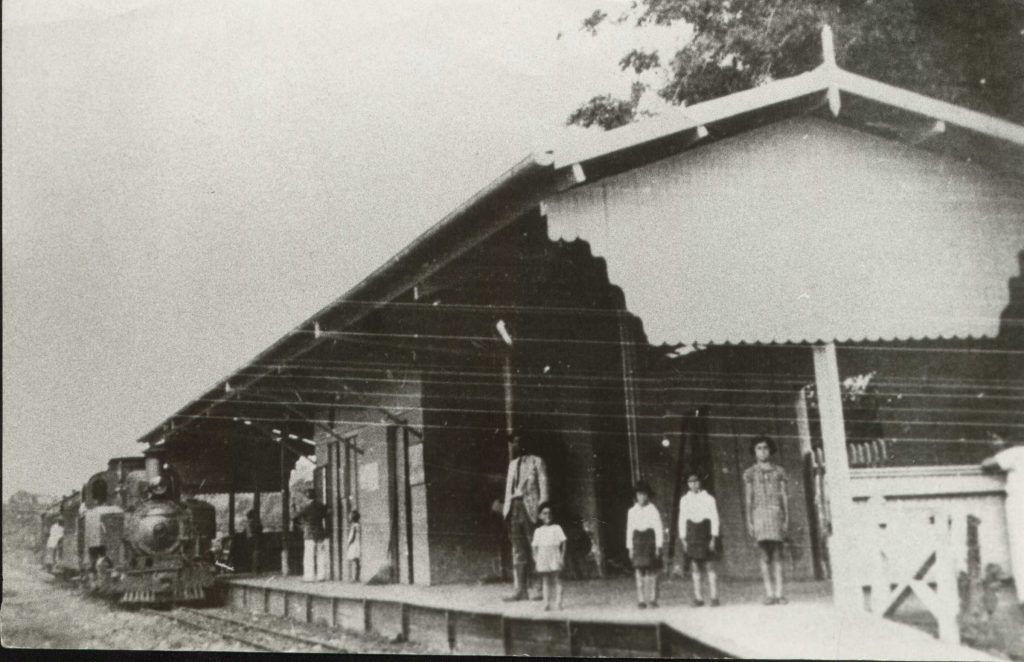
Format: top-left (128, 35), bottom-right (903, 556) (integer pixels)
top-left (569, 0), bottom-right (1024, 130)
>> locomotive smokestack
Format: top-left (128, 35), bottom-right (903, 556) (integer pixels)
top-left (143, 447), bottom-right (166, 480)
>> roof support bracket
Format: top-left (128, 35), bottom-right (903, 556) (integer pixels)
top-left (552, 162), bottom-right (587, 193)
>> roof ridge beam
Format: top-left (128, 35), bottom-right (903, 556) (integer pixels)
top-left (834, 68), bottom-right (1024, 146)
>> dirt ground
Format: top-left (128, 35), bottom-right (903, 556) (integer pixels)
top-left (888, 586), bottom-right (1024, 661)
top-left (0, 547), bottom-right (439, 653)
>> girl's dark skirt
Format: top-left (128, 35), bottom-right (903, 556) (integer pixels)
top-left (631, 529), bottom-right (660, 570)
top-left (684, 519), bottom-right (716, 562)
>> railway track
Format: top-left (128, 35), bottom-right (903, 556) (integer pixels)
top-left (144, 606), bottom-right (349, 653)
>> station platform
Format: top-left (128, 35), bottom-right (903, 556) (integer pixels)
top-left (221, 573), bottom-right (999, 659)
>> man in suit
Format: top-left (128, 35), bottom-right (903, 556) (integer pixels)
top-left (503, 433), bottom-right (549, 601)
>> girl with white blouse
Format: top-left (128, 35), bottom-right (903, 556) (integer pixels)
top-left (626, 480), bottom-right (663, 608)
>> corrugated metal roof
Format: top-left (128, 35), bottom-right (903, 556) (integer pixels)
top-left (139, 55), bottom-right (1024, 446)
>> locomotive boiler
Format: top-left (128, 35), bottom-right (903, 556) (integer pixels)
top-left (54, 449), bottom-right (217, 604)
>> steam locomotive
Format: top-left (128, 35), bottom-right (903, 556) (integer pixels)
top-left (43, 449), bottom-right (217, 605)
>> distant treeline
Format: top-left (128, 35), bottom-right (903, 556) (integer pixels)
top-left (3, 491), bottom-right (55, 551)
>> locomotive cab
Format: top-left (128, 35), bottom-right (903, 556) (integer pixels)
top-left (80, 471), bottom-right (125, 593)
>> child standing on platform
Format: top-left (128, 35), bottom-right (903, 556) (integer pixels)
top-left (346, 510), bottom-right (362, 582)
top-left (678, 473), bottom-right (721, 606)
top-left (531, 502), bottom-right (566, 611)
top-left (743, 435), bottom-right (790, 605)
top-left (626, 480), bottom-right (663, 609)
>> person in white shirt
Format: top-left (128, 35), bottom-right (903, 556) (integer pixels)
top-left (678, 473), bottom-right (720, 607)
top-left (982, 445), bottom-right (1024, 605)
top-left (531, 502), bottom-right (567, 611)
top-left (45, 520), bottom-right (64, 569)
top-left (626, 480), bottom-right (663, 608)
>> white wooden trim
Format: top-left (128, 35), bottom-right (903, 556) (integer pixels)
top-left (813, 342), bottom-right (859, 611)
top-left (835, 68), bottom-right (1024, 145)
top-left (553, 68), bottom-right (830, 167)
top-left (850, 465), bottom-right (1006, 499)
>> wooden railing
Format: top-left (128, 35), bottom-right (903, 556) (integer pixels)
top-left (847, 439), bottom-right (889, 468)
top-left (865, 501), bottom-right (960, 643)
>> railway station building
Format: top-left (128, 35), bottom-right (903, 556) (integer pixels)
top-left (139, 38), bottom-right (1024, 629)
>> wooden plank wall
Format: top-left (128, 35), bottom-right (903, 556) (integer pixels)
top-left (223, 582), bottom-right (732, 657)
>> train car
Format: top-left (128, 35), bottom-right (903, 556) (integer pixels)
top-left (51, 449), bottom-right (217, 605)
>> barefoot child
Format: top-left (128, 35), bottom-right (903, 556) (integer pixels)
top-left (678, 473), bottom-right (720, 606)
top-left (626, 480), bottom-right (663, 608)
top-left (531, 502), bottom-right (566, 610)
top-left (743, 435), bottom-right (789, 605)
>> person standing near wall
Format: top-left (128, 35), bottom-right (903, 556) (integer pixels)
top-left (743, 435), bottom-right (790, 605)
top-left (45, 519), bottom-right (64, 570)
top-left (627, 480), bottom-right (664, 609)
top-left (531, 501), bottom-right (567, 611)
top-left (981, 444), bottom-right (1024, 606)
top-left (245, 508), bottom-right (263, 573)
top-left (678, 473), bottom-right (721, 607)
top-left (502, 434), bottom-right (549, 601)
top-left (346, 510), bottom-right (362, 582)
top-left (294, 488), bottom-right (328, 582)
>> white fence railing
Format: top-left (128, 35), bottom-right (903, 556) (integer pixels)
top-left (845, 465), bottom-right (1009, 643)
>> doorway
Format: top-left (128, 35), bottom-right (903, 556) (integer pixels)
top-left (669, 406), bottom-right (713, 559)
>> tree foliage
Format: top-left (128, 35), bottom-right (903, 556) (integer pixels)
top-left (569, 0), bottom-right (1024, 130)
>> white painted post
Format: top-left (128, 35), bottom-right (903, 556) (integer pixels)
top-left (812, 342), bottom-right (859, 611)
top-left (933, 512), bottom-right (961, 644)
top-left (821, 25), bottom-right (841, 116)
top-left (868, 494), bottom-right (888, 614)
top-left (502, 355), bottom-right (514, 438)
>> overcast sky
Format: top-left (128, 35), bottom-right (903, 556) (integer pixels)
top-left (2, 0), bottom-right (692, 499)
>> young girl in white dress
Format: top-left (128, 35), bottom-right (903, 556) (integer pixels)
top-left (346, 510), bottom-right (361, 582)
top-left (531, 502), bottom-right (566, 611)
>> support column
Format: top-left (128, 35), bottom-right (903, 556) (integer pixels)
top-left (812, 342), bottom-right (858, 611)
top-left (228, 439), bottom-right (237, 537)
top-left (618, 312), bottom-right (640, 484)
top-left (502, 355), bottom-right (514, 437)
top-left (330, 442), bottom-right (341, 580)
top-left (343, 441), bottom-right (352, 582)
top-left (252, 480), bottom-right (262, 573)
top-left (280, 441), bottom-right (291, 577)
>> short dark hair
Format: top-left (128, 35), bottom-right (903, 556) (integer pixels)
top-left (750, 435), bottom-right (777, 456)
top-left (305, 488), bottom-right (316, 498)
top-left (537, 501), bottom-right (552, 516)
top-left (350, 510), bottom-right (361, 523)
top-left (633, 480), bottom-right (654, 498)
